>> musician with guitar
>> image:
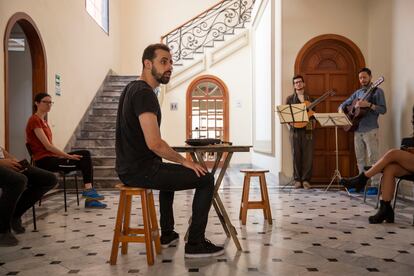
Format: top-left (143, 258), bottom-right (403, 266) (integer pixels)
top-left (286, 75), bottom-right (315, 189)
top-left (339, 68), bottom-right (387, 191)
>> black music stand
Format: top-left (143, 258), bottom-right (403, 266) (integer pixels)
top-left (313, 113), bottom-right (352, 193)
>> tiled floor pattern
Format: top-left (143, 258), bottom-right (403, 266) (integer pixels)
top-left (1, 168), bottom-right (414, 275)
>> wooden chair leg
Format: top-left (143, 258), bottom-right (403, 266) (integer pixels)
top-left (110, 190), bottom-right (126, 265)
top-left (258, 175), bottom-right (268, 219)
top-left (148, 191), bottom-right (161, 254)
top-left (260, 174), bottom-right (272, 225)
top-left (393, 179), bottom-right (402, 210)
top-left (239, 174), bottom-right (249, 220)
top-left (121, 194), bottom-right (132, 255)
top-left (241, 175), bottom-right (251, 225)
top-left (141, 191), bottom-right (154, 265)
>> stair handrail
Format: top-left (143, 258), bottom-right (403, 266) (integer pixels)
top-left (160, 0), bottom-right (255, 64)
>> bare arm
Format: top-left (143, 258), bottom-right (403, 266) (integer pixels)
top-left (33, 128), bottom-right (81, 160)
top-left (139, 112), bottom-right (207, 176)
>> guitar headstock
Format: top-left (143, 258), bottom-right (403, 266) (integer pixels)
top-left (372, 76), bottom-right (384, 88)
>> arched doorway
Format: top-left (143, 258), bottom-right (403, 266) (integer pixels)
top-left (4, 12), bottom-right (47, 156)
top-left (186, 75), bottom-right (229, 164)
top-left (295, 34), bottom-right (365, 185)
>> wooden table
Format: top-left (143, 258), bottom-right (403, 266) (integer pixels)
top-left (173, 144), bottom-right (251, 250)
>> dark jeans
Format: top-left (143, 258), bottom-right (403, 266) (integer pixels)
top-left (119, 162), bottom-right (215, 244)
top-left (0, 165), bottom-right (57, 232)
top-left (36, 150), bottom-right (93, 185)
top-left (290, 128), bottom-right (313, 182)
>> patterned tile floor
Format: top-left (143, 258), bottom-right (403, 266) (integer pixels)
top-left (1, 167), bottom-right (414, 275)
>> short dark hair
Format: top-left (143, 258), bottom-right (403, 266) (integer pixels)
top-left (142, 43), bottom-right (171, 68)
top-left (292, 74), bottom-right (304, 84)
top-left (33, 92), bottom-right (50, 111)
top-left (358, 67), bottom-right (372, 76)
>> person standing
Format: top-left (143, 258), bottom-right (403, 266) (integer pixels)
top-left (339, 68), bottom-right (387, 190)
top-left (115, 43), bottom-right (224, 258)
top-left (285, 75), bottom-right (314, 189)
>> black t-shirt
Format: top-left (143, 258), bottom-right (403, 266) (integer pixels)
top-left (115, 80), bottom-right (162, 177)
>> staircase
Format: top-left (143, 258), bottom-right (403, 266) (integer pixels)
top-left (71, 75), bottom-right (137, 188)
top-left (161, 0), bottom-right (255, 67)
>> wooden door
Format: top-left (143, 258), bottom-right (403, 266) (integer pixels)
top-left (295, 34), bottom-right (365, 185)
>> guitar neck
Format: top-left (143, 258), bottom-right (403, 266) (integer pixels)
top-left (307, 93), bottom-right (331, 110)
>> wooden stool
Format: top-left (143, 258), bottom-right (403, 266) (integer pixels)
top-left (239, 169), bottom-right (272, 225)
top-left (110, 184), bottom-right (161, 265)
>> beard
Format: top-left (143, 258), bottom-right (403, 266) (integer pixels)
top-left (151, 67), bottom-right (171, 84)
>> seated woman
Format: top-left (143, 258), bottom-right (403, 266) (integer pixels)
top-left (26, 93), bottom-right (106, 209)
top-left (340, 107), bottom-right (414, 224)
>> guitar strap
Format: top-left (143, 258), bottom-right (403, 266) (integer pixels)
top-left (367, 87), bottom-right (378, 103)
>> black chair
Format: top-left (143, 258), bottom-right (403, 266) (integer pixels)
top-left (25, 143), bottom-right (80, 213)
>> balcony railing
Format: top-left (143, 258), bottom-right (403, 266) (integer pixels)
top-left (161, 0), bottom-right (255, 65)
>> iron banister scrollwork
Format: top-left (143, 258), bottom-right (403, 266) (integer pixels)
top-left (161, 0), bottom-right (255, 65)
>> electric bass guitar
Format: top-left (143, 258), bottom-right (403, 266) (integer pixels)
top-left (293, 90), bottom-right (336, 128)
top-left (343, 76), bottom-right (384, 132)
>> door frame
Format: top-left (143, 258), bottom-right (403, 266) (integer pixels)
top-left (3, 12), bottom-right (47, 150)
top-left (294, 34), bottom-right (365, 73)
top-left (294, 34), bottom-right (365, 185)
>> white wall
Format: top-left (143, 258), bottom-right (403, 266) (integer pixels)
top-left (390, 0), bottom-right (414, 143)
top-left (0, 0), bottom-right (122, 148)
top-left (119, 0), bottom-right (218, 74)
top-left (161, 45), bottom-right (252, 164)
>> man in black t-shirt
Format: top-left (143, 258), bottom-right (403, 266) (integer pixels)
top-left (116, 43), bottom-right (224, 258)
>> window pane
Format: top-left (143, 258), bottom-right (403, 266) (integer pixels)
top-left (86, 0), bottom-right (109, 33)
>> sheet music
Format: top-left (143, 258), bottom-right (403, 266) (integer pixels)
top-left (313, 113), bottom-right (352, 127)
top-left (275, 103), bottom-right (309, 124)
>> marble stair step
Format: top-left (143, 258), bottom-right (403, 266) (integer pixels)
top-left (79, 130), bottom-right (115, 139)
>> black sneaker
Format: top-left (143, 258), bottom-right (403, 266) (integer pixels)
top-left (11, 217), bottom-right (25, 234)
top-left (184, 239), bottom-right (224, 258)
top-left (0, 232), bottom-right (19, 247)
top-left (160, 231), bottom-right (179, 248)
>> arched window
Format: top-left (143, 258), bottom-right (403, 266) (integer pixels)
top-left (186, 75), bottom-right (229, 142)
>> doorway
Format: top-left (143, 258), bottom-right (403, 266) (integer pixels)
top-left (4, 12), bottom-right (47, 157)
top-left (295, 34), bottom-right (365, 185)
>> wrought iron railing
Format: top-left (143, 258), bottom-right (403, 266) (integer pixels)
top-left (161, 0), bottom-right (255, 64)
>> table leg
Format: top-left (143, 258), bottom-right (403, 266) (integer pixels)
top-left (212, 198), bottom-right (230, 237)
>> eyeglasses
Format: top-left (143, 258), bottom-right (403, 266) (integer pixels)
top-left (293, 80), bottom-right (304, 84)
top-left (41, 100), bottom-right (54, 105)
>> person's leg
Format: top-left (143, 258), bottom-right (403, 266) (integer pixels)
top-left (67, 150), bottom-right (93, 187)
top-left (365, 149), bottom-right (414, 178)
top-left (364, 129), bottom-right (380, 187)
top-left (159, 191), bottom-right (175, 233)
top-left (0, 167), bottom-right (26, 233)
top-left (354, 131), bottom-right (367, 174)
top-left (121, 163), bottom-right (214, 243)
top-left (379, 163), bottom-right (411, 201)
top-left (290, 130), bottom-right (302, 187)
top-left (302, 131), bottom-right (313, 184)
top-left (368, 164), bottom-right (405, 224)
top-left (36, 154), bottom-right (105, 204)
top-left (13, 166), bottom-right (57, 220)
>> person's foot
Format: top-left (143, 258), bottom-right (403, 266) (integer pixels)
top-left (339, 172), bottom-right (369, 192)
top-left (369, 200), bottom-right (394, 224)
top-left (85, 200), bottom-right (107, 209)
top-left (82, 188), bottom-right (105, 200)
top-left (185, 239), bottom-right (224, 258)
top-left (302, 181), bottom-right (311, 189)
top-left (294, 181), bottom-right (302, 189)
top-left (11, 217), bottom-right (25, 234)
top-left (0, 232), bottom-right (19, 247)
top-left (160, 231), bottom-right (179, 248)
